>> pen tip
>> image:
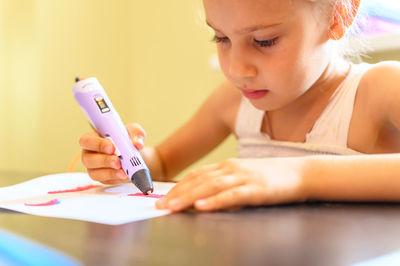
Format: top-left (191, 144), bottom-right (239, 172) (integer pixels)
top-left (75, 77), bottom-right (80, 83)
top-left (146, 190), bottom-right (152, 195)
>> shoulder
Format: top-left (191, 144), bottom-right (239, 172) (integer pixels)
top-left (357, 61), bottom-right (400, 123)
top-left (349, 61), bottom-right (400, 152)
top-left (360, 61), bottom-right (400, 86)
top-left (359, 61), bottom-right (400, 92)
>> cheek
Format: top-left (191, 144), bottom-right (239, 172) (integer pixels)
top-left (257, 46), bottom-right (304, 91)
top-left (293, 43), bottom-right (331, 90)
top-left (217, 48), bottom-right (230, 77)
top-left (267, 39), bottom-right (317, 93)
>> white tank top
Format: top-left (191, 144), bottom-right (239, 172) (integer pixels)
top-left (235, 63), bottom-right (372, 158)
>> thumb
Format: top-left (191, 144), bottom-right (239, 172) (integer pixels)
top-left (126, 123), bottom-right (146, 150)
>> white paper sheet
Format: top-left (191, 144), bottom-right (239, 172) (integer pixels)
top-left (0, 173), bottom-right (175, 225)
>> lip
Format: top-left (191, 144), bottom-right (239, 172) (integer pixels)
top-left (242, 89), bottom-right (269, 99)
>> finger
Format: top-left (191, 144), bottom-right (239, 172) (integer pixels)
top-left (194, 185), bottom-right (264, 211)
top-left (87, 168), bottom-right (129, 184)
top-left (79, 131), bottom-right (115, 154)
top-left (126, 123), bottom-right (146, 139)
top-left (156, 164), bottom-right (231, 209)
top-left (164, 174), bottom-right (245, 212)
top-left (82, 150), bottom-right (121, 170)
top-left (164, 163), bottom-right (220, 197)
top-left (156, 168), bottom-right (220, 210)
top-left (126, 123), bottom-right (146, 150)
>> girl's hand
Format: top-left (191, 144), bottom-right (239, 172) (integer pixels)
top-left (156, 158), bottom-right (308, 211)
top-left (79, 123), bottom-right (146, 185)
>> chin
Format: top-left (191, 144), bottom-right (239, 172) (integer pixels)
top-left (248, 99), bottom-right (282, 111)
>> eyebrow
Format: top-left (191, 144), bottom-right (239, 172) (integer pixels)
top-left (206, 21), bottom-right (282, 34)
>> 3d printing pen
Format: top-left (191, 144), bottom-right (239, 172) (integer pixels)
top-left (72, 77), bottom-right (154, 195)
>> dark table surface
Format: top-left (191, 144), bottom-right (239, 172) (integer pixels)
top-left (1, 171), bottom-right (400, 266)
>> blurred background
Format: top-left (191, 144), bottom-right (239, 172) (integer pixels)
top-left (0, 0), bottom-right (233, 179)
top-left (0, 0), bottom-right (399, 180)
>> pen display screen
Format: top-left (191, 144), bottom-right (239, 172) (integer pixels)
top-left (94, 97), bottom-right (110, 113)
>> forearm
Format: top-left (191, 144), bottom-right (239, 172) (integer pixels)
top-left (304, 154), bottom-right (400, 202)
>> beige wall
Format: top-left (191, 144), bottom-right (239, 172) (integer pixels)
top-left (0, 1), bottom-right (399, 180)
top-left (128, 1), bottom-right (237, 180)
top-left (0, 1), bottom-right (235, 179)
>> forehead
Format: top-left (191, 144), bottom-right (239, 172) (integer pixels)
top-left (203, 0), bottom-right (294, 28)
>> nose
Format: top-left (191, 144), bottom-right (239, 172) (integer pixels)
top-left (228, 47), bottom-right (257, 79)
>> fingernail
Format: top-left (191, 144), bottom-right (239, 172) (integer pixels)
top-left (138, 138), bottom-right (144, 147)
top-left (111, 160), bottom-right (120, 169)
top-left (157, 198), bottom-right (167, 207)
top-left (105, 145), bottom-right (114, 154)
top-left (117, 171), bottom-right (128, 180)
top-left (195, 200), bottom-right (207, 208)
top-left (133, 136), bottom-right (144, 149)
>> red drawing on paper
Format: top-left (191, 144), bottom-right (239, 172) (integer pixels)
top-left (24, 199), bottom-right (60, 206)
top-left (127, 193), bottom-right (164, 199)
top-left (48, 184), bottom-right (102, 194)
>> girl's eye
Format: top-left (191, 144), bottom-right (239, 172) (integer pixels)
top-left (254, 37), bottom-right (278, 48)
top-left (211, 35), bottom-right (229, 43)
top-left (211, 35), bottom-right (278, 47)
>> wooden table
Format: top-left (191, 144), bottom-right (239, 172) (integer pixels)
top-left (1, 171), bottom-right (400, 266)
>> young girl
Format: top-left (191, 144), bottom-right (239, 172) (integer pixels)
top-left (79, 0), bottom-right (400, 212)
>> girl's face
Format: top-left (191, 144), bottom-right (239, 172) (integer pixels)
top-left (203, 0), bottom-right (334, 111)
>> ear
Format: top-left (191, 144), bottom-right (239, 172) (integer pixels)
top-left (328, 0), bottom-right (360, 40)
